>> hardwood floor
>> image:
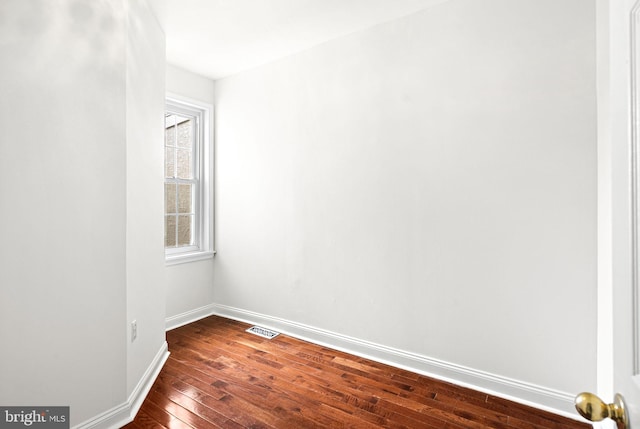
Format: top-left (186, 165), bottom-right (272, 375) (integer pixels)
top-left (123, 316), bottom-right (589, 428)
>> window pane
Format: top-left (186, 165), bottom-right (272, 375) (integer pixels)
top-left (165, 215), bottom-right (176, 247)
top-left (165, 115), bottom-right (176, 146)
top-left (177, 148), bottom-right (192, 179)
top-left (165, 98), bottom-right (210, 256)
top-left (165, 147), bottom-right (175, 178)
top-left (177, 215), bottom-right (193, 246)
top-left (177, 184), bottom-right (192, 214)
top-left (177, 118), bottom-right (192, 148)
top-left (165, 183), bottom-right (177, 214)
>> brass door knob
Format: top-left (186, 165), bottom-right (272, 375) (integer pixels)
top-left (574, 392), bottom-right (628, 429)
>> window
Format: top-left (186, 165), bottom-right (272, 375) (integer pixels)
top-left (164, 95), bottom-right (213, 264)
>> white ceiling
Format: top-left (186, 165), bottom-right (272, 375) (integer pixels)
top-left (165, 0), bottom-right (450, 80)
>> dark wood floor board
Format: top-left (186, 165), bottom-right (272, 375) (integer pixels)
top-left (425, 390), bottom-right (503, 422)
top-left (126, 409), bottom-right (170, 429)
top-left (266, 338), bottom-right (480, 415)
top-left (166, 342), bottom-right (372, 429)
top-left (371, 397), bottom-right (474, 429)
top-left (177, 321), bottom-right (460, 421)
top-left (162, 359), bottom-right (343, 429)
top-left (262, 332), bottom-right (567, 427)
top-left (166, 338), bottom-right (394, 428)
top-left (410, 378), bottom-right (492, 408)
top-left (123, 316), bottom-right (589, 429)
top-left (484, 396), bottom-right (578, 429)
top-left (133, 396), bottom-right (191, 429)
top-left (170, 326), bottom-right (381, 404)
top-left (158, 362), bottom-right (289, 429)
top-left (171, 323), bottom-right (460, 429)
top-left (376, 392), bottom-right (498, 429)
top-left (302, 358), bottom-right (471, 424)
top-left (182, 316), bottom-right (588, 426)
top-left (171, 324), bottom-right (465, 428)
top-left (171, 373), bottom-right (310, 429)
top-left (146, 385), bottom-right (232, 429)
top-left (175, 320), bottom-right (443, 428)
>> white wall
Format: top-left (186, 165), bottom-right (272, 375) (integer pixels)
top-left (0, 0), bottom-right (128, 424)
top-left (165, 65), bottom-right (215, 322)
top-left (0, 0), bottom-right (167, 426)
top-left (126, 0), bottom-right (167, 396)
top-left (213, 0), bottom-right (597, 414)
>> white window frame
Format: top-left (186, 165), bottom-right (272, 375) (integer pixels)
top-left (165, 94), bottom-right (214, 265)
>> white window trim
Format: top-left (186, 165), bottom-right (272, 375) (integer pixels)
top-left (165, 93), bottom-right (214, 265)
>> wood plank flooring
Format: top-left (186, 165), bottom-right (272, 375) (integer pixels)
top-left (123, 316), bottom-right (589, 428)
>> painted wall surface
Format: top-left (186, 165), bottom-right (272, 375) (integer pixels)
top-left (0, 0), bottom-right (127, 424)
top-left (165, 64), bottom-right (215, 320)
top-left (214, 0), bottom-right (597, 399)
top-left (0, 0), bottom-right (168, 425)
top-left (126, 0), bottom-right (167, 396)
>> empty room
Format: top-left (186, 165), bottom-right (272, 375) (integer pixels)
top-left (1, 0), bottom-right (639, 428)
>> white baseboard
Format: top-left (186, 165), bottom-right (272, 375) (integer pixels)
top-left (73, 342), bottom-right (170, 429)
top-left (165, 303), bottom-right (218, 331)
top-left (211, 303), bottom-right (586, 422)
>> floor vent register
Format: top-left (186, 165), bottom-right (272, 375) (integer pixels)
top-left (246, 326), bottom-right (280, 339)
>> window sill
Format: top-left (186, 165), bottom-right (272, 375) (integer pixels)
top-left (165, 250), bottom-right (216, 266)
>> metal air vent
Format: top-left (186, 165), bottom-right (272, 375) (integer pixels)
top-left (246, 326), bottom-right (280, 339)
